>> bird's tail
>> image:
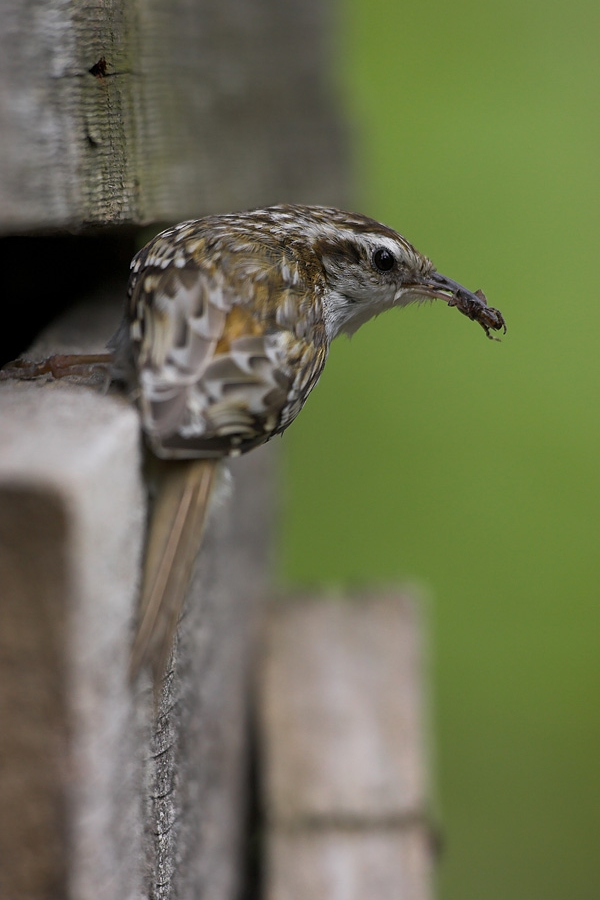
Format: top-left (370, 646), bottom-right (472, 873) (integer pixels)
top-left (130, 456), bottom-right (219, 692)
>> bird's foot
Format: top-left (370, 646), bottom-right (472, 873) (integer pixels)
top-left (0, 353), bottom-right (113, 381)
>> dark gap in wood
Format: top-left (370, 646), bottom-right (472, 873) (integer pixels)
top-left (239, 699), bottom-right (265, 900)
top-left (0, 230), bottom-right (139, 366)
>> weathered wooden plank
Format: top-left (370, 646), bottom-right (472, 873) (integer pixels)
top-left (259, 591), bottom-right (433, 900)
top-left (0, 0), bottom-right (347, 233)
top-left (142, 443), bottom-right (276, 900)
top-left (0, 379), bottom-right (144, 900)
top-left (268, 831), bottom-right (431, 900)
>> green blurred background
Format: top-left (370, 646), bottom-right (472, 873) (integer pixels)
top-left (281, 0), bottom-right (600, 897)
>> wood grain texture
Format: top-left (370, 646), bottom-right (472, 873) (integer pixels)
top-left (0, 380), bottom-right (144, 900)
top-left (0, 0), bottom-right (347, 233)
top-left (141, 444), bottom-right (276, 900)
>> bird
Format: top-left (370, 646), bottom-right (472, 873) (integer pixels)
top-left (1, 204), bottom-right (506, 689)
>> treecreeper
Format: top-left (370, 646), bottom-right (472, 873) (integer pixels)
top-left (1, 205), bottom-right (506, 690)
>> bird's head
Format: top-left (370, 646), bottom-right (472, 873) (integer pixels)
top-left (292, 206), bottom-right (505, 341)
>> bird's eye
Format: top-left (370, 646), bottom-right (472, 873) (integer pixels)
top-left (372, 248), bottom-right (395, 272)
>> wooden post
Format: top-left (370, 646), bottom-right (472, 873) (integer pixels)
top-left (259, 591), bottom-right (433, 900)
top-left (0, 0), bottom-right (346, 233)
top-left (0, 361), bottom-right (144, 900)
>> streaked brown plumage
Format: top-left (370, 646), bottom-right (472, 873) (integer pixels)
top-left (1, 205), bottom-right (506, 691)
top-left (110, 205), bottom-right (505, 463)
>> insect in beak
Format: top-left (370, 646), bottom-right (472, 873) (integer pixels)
top-left (407, 271), bottom-right (506, 340)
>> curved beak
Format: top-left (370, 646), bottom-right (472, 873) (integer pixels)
top-left (407, 271), bottom-right (506, 340)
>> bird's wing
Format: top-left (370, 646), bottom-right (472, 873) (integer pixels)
top-left (126, 259), bottom-right (296, 693)
top-left (127, 260), bottom-right (295, 459)
top-left (125, 241), bottom-right (327, 694)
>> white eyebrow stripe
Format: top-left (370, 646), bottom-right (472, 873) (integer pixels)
top-left (356, 233), bottom-right (412, 257)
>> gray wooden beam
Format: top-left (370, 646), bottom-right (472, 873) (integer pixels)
top-left (259, 591), bottom-right (433, 900)
top-left (0, 0), bottom-right (347, 234)
top-left (0, 379), bottom-right (144, 900)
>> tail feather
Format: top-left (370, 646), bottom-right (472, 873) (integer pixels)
top-left (130, 457), bottom-right (219, 691)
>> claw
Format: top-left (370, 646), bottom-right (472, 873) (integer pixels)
top-left (0, 353), bottom-right (113, 381)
